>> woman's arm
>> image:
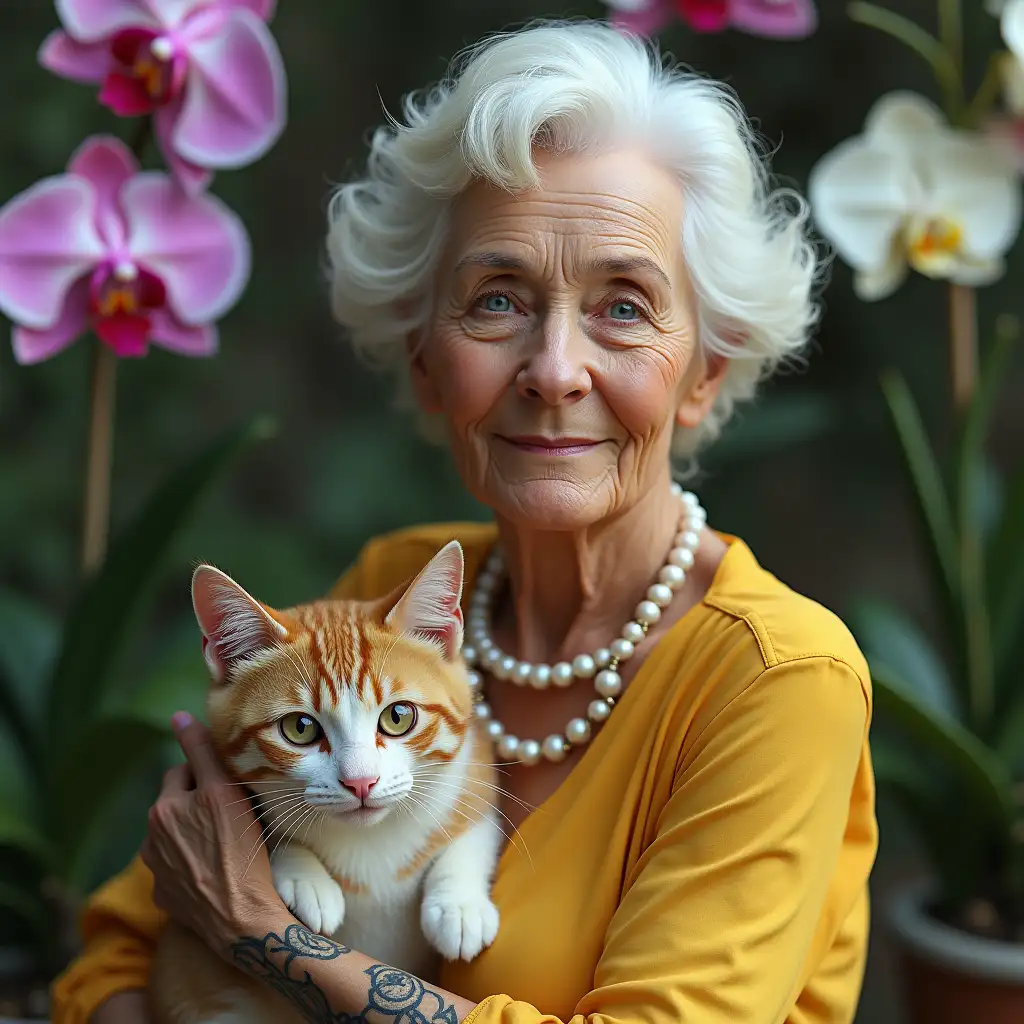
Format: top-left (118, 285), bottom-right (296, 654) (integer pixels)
top-left (227, 913), bottom-right (478, 1024)
top-left (88, 991), bottom-right (150, 1024)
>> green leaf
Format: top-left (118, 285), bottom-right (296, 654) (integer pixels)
top-left (994, 694), bottom-right (1024, 775)
top-left (0, 589), bottom-right (59, 743)
top-left (113, 643), bottom-right (208, 730)
top-left (46, 417), bottom-right (275, 750)
top-left (849, 598), bottom-right (958, 719)
top-left (871, 662), bottom-right (1015, 832)
top-left (990, 468), bottom-right (1024, 680)
top-left (52, 714), bottom-right (173, 885)
top-left (880, 371), bottom-right (960, 643)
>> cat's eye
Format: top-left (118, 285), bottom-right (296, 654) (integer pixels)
top-left (378, 702), bottom-right (417, 737)
top-left (279, 712), bottom-right (322, 746)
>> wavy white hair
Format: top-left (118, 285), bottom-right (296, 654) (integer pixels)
top-left (326, 20), bottom-right (822, 458)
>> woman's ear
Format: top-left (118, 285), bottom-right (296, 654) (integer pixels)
top-left (675, 352), bottom-right (730, 429)
top-left (406, 329), bottom-right (442, 414)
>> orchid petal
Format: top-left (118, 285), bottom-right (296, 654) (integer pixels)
top-left (121, 173), bottom-right (250, 323)
top-left (854, 251), bottom-right (908, 302)
top-left (38, 30), bottom-right (112, 83)
top-left (11, 278), bottom-right (90, 364)
top-left (143, 0), bottom-right (211, 26)
top-left (984, 116), bottom-right (1024, 173)
top-left (68, 135), bottom-right (137, 249)
top-left (0, 177), bottom-right (104, 330)
top-left (929, 136), bottom-right (1023, 258)
top-left (808, 139), bottom-right (911, 270)
top-left (98, 71), bottom-right (156, 116)
top-left (173, 9), bottom-right (286, 169)
top-left (949, 258), bottom-right (1005, 287)
top-left (222, 0), bottom-right (276, 19)
top-left (730, 0), bottom-right (817, 39)
top-left (149, 310), bottom-right (218, 355)
top-left (55, 0), bottom-right (156, 43)
top-left (611, 0), bottom-right (673, 35)
top-left (96, 311), bottom-right (151, 356)
top-left (678, 0), bottom-right (730, 32)
top-left (1003, 0), bottom-right (1024, 61)
top-left (864, 92), bottom-right (947, 156)
top-left (154, 101), bottom-right (214, 195)
top-left (1000, 52), bottom-right (1024, 115)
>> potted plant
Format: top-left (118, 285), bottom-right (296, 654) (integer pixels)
top-left (0, 0), bottom-right (289, 1017)
top-left (807, 2), bottom-right (1024, 1021)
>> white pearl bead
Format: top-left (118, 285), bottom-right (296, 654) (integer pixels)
top-left (475, 571), bottom-right (497, 592)
top-left (677, 530), bottom-right (701, 550)
top-left (647, 583), bottom-right (673, 608)
top-left (466, 670), bottom-right (483, 690)
top-left (610, 637), bottom-right (634, 661)
top-left (541, 734), bottom-right (568, 762)
top-left (482, 647), bottom-right (502, 668)
top-left (622, 621), bottom-right (645, 644)
top-left (518, 739), bottom-right (542, 766)
top-left (462, 645), bottom-right (478, 666)
top-left (511, 662), bottom-right (533, 686)
top-left (496, 734), bottom-right (519, 759)
top-left (681, 490), bottom-right (699, 507)
top-left (669, 547), bottom-right (695, 570)
top-left (485, 719), bottom-right (504, 740)
top-left (496, 654), bottom-right (517, 680)
top-left (529, 664), bottom-right (551, 689)
top-left (635, 600), bottom-right (661, 626)
top-left (552, 662), bottom-right (574, 687)
top-left (474, 702), bottom-right (492, 720)
top-left (594, 647), bottom-right (612, 668)
top-left (588, 698), bottom-right (612, 723)
top-left (566, 717), bottom-right (592, 744)
top-left (595, 669), bottom-right (622, 698)
top-left (658, 564), bottom-right (685, 589)
top-left (670, 481), bottom-right (683, 496)
top-left (473, 632), bottom-right (492, 650)
top-left (572, 654), bottom-right (596, 678)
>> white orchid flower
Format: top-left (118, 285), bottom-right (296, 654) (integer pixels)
top-left (1000, 0), bottom-right (1024, 63)
top-left (808, 92), bottom-right (1022, 301)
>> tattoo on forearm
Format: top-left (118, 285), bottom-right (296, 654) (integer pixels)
top-left (230, 924), bottom-right (459, 1024)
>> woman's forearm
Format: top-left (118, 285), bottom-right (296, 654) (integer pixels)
top-left (228, 911), bottom-right (480, 1024)
top-left (89, 990), bottom-right (152, 1024)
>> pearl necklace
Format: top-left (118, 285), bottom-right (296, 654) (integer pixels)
top-left (461, 484), bottom-right (706, 766)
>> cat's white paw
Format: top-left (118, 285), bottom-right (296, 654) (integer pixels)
top-left (421, 889), bottom-right (500, 961)
top-left (271, 845), bottom-right (346, 936)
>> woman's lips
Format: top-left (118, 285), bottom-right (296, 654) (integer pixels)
top-left (499, 435), bottom-right (603, 456)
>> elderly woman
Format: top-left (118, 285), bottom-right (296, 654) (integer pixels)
top-left (52, 19), bottom-right (877, 1024)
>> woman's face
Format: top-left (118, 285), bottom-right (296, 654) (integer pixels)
top-left (411, 149), bottom-right (724, 530)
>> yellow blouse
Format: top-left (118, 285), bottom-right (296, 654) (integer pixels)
top-left (51, 522), bottom-right (877, 1024)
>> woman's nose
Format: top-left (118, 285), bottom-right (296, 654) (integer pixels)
top-left (515, 316), bottom-right (592, 405)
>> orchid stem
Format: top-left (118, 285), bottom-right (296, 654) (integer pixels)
top-left (950, 283), bottom-right (977, 414)
top-left (937, 0), bottom-right (965, 122)
top-left (81, 341), bottom-right (117, 574)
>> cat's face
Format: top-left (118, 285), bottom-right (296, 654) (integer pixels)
top-left (193, 541), bottom-right (473, 827)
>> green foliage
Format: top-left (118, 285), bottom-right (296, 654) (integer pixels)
top-left (0, 418), bottom-right (273, 971)
top-left (852, 324), bottom-right (1024, 917)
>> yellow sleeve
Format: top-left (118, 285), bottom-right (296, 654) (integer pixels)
top-left (51, 551), bottom-right (375, 1024)
top-left (464, 656), bottom-right (871, 1024)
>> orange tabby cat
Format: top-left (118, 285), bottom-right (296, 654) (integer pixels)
top-left (150, 541), bottom-right (502, 1024)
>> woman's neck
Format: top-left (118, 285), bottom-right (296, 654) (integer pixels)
top-left (491, 482), bottom-right (685, 664)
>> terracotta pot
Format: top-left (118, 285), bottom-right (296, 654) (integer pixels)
top-left (888, 880), bottom-right (1024, 1024)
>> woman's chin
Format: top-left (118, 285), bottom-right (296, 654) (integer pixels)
top-left (487, 478), bottom-right (615, 531)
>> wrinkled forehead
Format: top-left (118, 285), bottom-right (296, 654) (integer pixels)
top-left (442, 149), bottom-right (688, 285)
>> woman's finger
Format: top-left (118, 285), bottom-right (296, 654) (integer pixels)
top-left (172, 712), bottom-right (228, 789)
top-left (159, 762), bottom-right (194, 796)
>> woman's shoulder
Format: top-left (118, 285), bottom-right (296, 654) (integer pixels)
top-left (328, 520), bottom-right (497, 600)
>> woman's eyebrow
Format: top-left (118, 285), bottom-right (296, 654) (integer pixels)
top-left (453, 252), bottom-right (671, 287)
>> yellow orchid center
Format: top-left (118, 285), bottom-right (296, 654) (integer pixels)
top-left (98, 288), bottom-right (139, 318)
top-left (903, 215), bottom-right (965, 277)
top-left (133, 57), bottom-right (166, 100)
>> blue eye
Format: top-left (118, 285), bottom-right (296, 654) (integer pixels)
top-left (608, 301), bottom-right (639, 321)
top-left (482, 294), bottom-right (512, 313)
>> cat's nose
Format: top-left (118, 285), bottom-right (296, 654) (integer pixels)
top-left (340, 776), bottom-right (379, 801)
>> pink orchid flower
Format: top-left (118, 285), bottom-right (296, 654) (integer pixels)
top-left (0, 135), bottom-right (250, 364)
top-left (39, 0), bottom-right (286, 194)
top-left (606, 0), bottom-right (817, 38)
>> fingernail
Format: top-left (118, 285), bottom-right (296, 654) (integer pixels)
top-left (171, 711), bottom-right (193, 731)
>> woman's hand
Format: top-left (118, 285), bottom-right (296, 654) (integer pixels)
top-left (141, 712), bottom-right (283, 958)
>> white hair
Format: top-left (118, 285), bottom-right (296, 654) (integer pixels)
top-left (326, 19), bottom-right (823, 459)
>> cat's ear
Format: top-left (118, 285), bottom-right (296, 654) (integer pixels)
top-left (385, 540), bottom-right (464, 661)
top-left (191, 565), bottom-right (290, 684)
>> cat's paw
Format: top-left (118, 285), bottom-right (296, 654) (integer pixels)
top-left (421, 889), bottom-right (500, 961)
top-left (271, 845), bottom-right (346, 936)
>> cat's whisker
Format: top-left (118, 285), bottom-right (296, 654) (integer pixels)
top-left (410, 772), bottom-right (538, 814)
top-left (402, 791), bottom-right (454, 845)
top-left (241, 798), bottom-right (311, 876)
top-left (278, 640), bottom-right (318, 696)
top-left (224, 786), bottom-right (303, 809)
top-left (237, 792), bottom-right (307, 823)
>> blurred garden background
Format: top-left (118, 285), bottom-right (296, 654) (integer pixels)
top-left (1, 1), bottom-right (1022, 1021)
